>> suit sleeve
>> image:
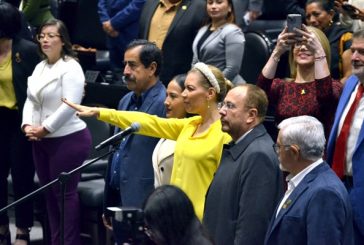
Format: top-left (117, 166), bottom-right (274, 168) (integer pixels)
top-left (234, 152), bottom-right (282, 245)
top-left (248, 0), bottom-right (263, 12)
top-left (42, 60), bottom-right (85, 133)
top-left (223, 28), bottom-right (245, 81)
top-left (98, 0), bottom-right (110, 23)
top-left (110, 0), bottom-right (146, 30)
top-left (306, 188), bottom-right (349, 245)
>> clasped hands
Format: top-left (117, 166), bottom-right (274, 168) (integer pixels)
top-left (102, 21), bottom-right (119, 37)
top-left (23, 99), bottom-right (100, 141)
top-left (23, 125), bottom-right (48, 141)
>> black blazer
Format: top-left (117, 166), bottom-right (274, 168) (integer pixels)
top-left (203, 124), bottom-right (284, 245)
top-left (12, 37), bottom-right (40, 114)
top-left (139, 0), bottom-right (207, 85)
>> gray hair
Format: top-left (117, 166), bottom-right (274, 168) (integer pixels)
top-left (278, 116), bottom-right (325, 161)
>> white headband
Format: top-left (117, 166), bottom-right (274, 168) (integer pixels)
top-left (193, 62), bottom-right (220, 93)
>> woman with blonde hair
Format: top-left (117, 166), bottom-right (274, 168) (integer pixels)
top-left (257, 25), bottom-right (342, 141)
top-left (63, 63), bottom-right (232, 220)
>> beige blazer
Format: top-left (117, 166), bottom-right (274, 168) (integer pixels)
top-left (152, 138), bottom-right (176, 187)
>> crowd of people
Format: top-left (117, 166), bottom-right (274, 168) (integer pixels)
top-left (1, 0), bottom-right (364, 245)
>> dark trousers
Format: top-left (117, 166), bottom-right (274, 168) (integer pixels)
top-left (0, 107), bottom-right (35, 228)
top-left (32, 128), bottom-right (91, 245)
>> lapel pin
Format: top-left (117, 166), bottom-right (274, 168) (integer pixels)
top-left (15, 52), bottom-right (21, 63)
top-left (282, 199), bottom-right (292, 209)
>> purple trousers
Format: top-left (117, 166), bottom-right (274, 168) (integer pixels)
top-left (32, 128), bottom-right (91, 245)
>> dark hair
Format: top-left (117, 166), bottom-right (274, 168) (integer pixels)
top-left (126, 39), bottom-right (163, 76)
top-left (171, 74), bottom-right (187, 91)
top-left (143, 185), bottom-right (211, 245)
top-left (205, 0), bottom-right (235, 25)
top-left (306, 0), bottom-right (334, 12)
top-left (0, 1), bottom-right (21, 39)
top-left (37, 19), bottom-right (77, 60)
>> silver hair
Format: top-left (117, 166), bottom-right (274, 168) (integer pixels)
top-left (278, 116), bottom-right (325, 161)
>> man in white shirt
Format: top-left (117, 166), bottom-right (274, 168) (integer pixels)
top-left (327, 29), bottom-right (364, 245)
top-left (265, 115), bottom-right (353, 245)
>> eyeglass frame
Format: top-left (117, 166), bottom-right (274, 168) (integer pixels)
top-left (217, 101), bottom-right (237, 110)
top-left (36, 32), bottom-right (61, 42)
top-left (272, 143), bottom-right (291, 154)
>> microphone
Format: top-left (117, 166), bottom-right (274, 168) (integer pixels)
top-left (95, 122), bottom-right (141, 151)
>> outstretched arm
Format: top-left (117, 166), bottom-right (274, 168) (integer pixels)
top-left (62, 98), bottom-right (101, 117)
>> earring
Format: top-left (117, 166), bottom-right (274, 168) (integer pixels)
top-left (207, 100), bottom-right (210, 109)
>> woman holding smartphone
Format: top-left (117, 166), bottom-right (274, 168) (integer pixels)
top-left (257, 25), bottom-right (342, 142)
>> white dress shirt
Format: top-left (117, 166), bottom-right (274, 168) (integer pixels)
top-left (276, 158), bottom-right (323, 217)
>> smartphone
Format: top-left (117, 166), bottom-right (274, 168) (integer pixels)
top-left (287, 14), bottom-right (302, 33)
top-left (342, 2), bottom-right (361, 19)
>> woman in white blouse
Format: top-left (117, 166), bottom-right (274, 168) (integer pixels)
top-left (22, 19), bottom-right (91, 245)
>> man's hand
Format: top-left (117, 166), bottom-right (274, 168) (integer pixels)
top-left (102, 21), bottom-right (119, 37)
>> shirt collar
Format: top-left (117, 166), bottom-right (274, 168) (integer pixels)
top-left (286, 158), bottom-right (323, 190)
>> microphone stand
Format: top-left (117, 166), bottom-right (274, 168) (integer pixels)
top-left (0, 143), bottom-right (120, 245)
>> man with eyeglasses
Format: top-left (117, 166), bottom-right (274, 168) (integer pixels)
top-left (264, 115), bottom-right (353, 245)
top-left (203, 84), bottom-right (283, 245)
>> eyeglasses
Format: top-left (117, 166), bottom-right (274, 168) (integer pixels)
top-left (272, 143), bottom-right (291, 154)
top-left (36, 33), bottom-right (61, 41)
top-left (217, 101), bottom-right (237, 110)
top-left (294, 41), bottom-right (306, 49)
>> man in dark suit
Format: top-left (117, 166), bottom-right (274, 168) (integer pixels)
top-left (327, 29), bottom-right (364, 245)
top-left (98, 0), bottom-right (146, 77)
top-left (203, 84), bottom-right (283, 245)
top-left (265, 115), bottom-right (353, 245)
top-left (138, 0), bottom-right (206, 85)
top-left (102, 40), bottom-right (166, 245)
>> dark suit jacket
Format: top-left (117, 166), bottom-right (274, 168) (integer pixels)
top-left (203, 124), bottom-right (283, 245)
top-left (103, 81), bottom-right (166, 210)
top-left (264, 163), bottom-right (354, 245)
top-left (12, 37), bottom-right (40, 113)
top-left (139, 0), bottom-right (206, 85)
top-left (98, 0), bottom-right (145, 51)
top-left (327, 75), bottom-right (364, 240)
top-left (233, 0), bottom-right (263, 28)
